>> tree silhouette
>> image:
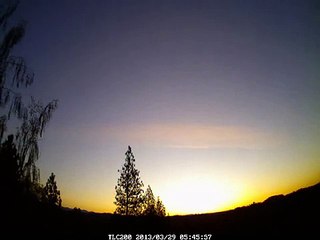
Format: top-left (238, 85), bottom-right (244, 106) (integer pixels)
top-left (0, 1), bottom-right (58, 193)
top-left (43, 172), bottom-right (62, 207)
top-left (0, 1), bottom-right (34, 142)
top-left (114, 146), bottom-right (144, 216)
top-left (15, 98), bottom-right (57, 185)
top-left (0, 135), bottom-right (19, 197)
top-left (155, 196), bottom-right (166, 217)
top-left (143, 185), bottom-right (156, 216)
top-left (0, 2), bottom-right (60, 235)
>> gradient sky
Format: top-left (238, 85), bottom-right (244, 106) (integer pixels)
top-left (8, 0), bottom-right (320, 214)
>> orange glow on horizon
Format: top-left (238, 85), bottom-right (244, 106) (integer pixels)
top-left (61, 174), bottom-right (320, 215)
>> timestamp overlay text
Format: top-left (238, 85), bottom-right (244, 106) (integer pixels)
top-left (108, 234), bottom-right (213, 240)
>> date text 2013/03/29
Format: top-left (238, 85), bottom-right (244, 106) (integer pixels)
top-left (108, 234), bottom-right (213, 240)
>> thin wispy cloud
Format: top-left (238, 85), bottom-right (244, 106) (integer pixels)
top-left (104, 123), bottom-right (283, 150)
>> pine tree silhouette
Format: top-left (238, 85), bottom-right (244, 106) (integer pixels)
top-left (43, 172), bottom-right (62, 207)
top-left (143, 185), bottom-right (156, 216)
top-left (114, 146), bottom-right (144, 215)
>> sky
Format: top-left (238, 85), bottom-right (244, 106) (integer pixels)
top-left (5, 0), bottom-right (320, 214)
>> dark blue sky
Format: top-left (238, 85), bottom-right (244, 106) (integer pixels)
top-left (14, 0), bottom-right (318, 129)
top-left (8, 0), bottom-right (320, 213)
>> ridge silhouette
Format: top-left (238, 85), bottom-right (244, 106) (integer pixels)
top-left (5, 182), bottom-right (319, 238)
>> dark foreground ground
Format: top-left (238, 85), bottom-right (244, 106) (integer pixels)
top-left (4, 182), bottom-right (319, 239)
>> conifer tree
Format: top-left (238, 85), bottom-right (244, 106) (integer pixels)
top-left (114, 146), bottom-right (144, 215)
top-left (43, 172), bottom-right (62, 207)
top-left (143, 185), bottom-right (156, 216)
top-left (155, 196), bottom-right (166, 217)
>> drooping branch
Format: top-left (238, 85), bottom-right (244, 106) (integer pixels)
top-left (15, 99), bottom-right (58, 182)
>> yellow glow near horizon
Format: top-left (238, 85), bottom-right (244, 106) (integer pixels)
top-left (58, 151), bottom-right (320, 215)
top-left (60, 173), bottom-right (320, 215)
top-left (61, 178), bottom-right (243, 214)
top-left (158, 177), bottom-right (244, 215)
top-left (55, 122), bottom-right (320, 215)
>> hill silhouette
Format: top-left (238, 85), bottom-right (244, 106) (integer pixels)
top-left (166, 182), bottom-right (320, 238)
top-left (5, 182), bottom-right (319, 239)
